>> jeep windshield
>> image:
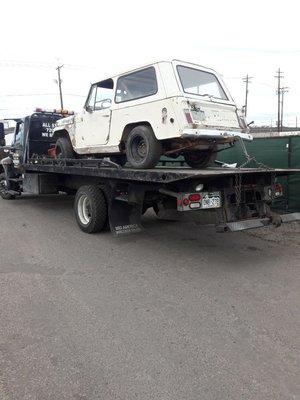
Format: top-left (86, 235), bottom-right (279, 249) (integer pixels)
top-left (177, 65), bottom-right (228, 101)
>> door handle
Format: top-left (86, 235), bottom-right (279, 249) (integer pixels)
top-left (102, 114), bottom-right (110, 117)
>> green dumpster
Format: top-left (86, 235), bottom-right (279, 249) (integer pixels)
top-left (219, 134), bottom-right (300, 212)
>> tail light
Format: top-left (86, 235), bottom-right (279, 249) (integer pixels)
top-left (189, 193), bottom-right (201, 202)
top-left (184, 109), bottom-right (193, 124)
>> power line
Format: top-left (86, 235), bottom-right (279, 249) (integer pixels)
top-left (0, 60), bottom-right (97, 71)
top-left (0, 93), bottom-right (85, 97)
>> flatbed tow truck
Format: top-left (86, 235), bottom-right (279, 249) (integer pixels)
top-left (0, 110), bottom-right (300, 236)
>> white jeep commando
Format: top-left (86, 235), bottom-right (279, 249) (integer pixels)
top-left (53, 60), bottom-right (252, 168)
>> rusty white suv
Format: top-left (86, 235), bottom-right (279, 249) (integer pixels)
top-left (53, 60), bottom-right (252, 168)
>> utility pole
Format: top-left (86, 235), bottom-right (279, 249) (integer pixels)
top-left (280, 87), bottom-right (289, 131)
top-left (242, 74), bottom-right (253, 117)
top-left (275, 68), bottom-right (284, 133)
top-left (56, 65), bottom-right (64, 109)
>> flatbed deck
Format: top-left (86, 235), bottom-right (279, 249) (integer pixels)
top-left (24, 158), bottom-right (300, 184)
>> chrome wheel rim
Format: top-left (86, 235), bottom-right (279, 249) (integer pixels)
top-left (77, 194), bottom-right (91, 225)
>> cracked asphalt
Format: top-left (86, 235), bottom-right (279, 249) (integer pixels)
top-left (0, 194), bottom-right (299, 400)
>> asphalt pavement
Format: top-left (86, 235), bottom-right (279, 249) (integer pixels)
top-left (0, 194), bottom-right (299, 400)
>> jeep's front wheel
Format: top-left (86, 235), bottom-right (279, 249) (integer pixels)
top-left (55, 136), bottom-right (75, 159)
top-left (126, 125), bottom-right (162, 169)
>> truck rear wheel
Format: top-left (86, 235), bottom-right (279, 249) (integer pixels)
top-left (0, 173), bottom-right (15, 200)
top-left (55, 136), bottom-right (74, 159)
top-left (126, 125), bottom-right (162, 169)
top-left (184, 147), bottom-right (217, 169)
top-left (74, 185), bottom-right (108, 233)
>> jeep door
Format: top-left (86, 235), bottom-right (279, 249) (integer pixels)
top-left (75, 79), bottom-right (114, 149)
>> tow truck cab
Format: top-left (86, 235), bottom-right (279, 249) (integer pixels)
top-left (7, 110), bottom-right (65, 167)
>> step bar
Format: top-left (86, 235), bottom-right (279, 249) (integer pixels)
top-left (218, 212), bottom-right (300, 232)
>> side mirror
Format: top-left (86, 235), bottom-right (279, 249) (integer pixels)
top-left (100, 100), bottom-right (112, 109)
top-left (0, 123), bottom-right (5, 146)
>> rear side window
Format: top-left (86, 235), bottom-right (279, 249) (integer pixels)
top-left (115, 67), bottom-right (157, 103)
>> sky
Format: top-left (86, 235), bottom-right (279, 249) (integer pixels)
top-left (1, 0), bottom-right (300, 126)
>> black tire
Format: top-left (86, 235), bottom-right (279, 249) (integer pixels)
top-left (126, 125), bottom-right (162, 169)
top-left (74, 185), bottom-right (108, 233)
top-left (110, 154), bottom-right (127, 167)
top-left (0, 173), bottom-right (15, 200)
top-left (62, 188), bottom-right (76, 196)
top-left (184, 147), bottom-right (217, 169)
top-left (55, 136), bottom-right (75, 159)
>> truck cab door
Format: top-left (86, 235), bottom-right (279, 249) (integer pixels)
top-left (0, 122), bottom-right (5, 147)
top-left (75, 79), bottom-right (114, 150)
top-left (12, 121), bottom-right (25, 166)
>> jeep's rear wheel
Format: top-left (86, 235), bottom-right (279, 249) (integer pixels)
top-left (184, 147), bottom-right (217, 169)
top-left (55, 136), bottom-right (75, 159)
top-left (126, 125), bottom-right (162, 169)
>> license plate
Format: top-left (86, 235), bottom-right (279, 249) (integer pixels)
top-left (201, 192), bottom-right (221, 209)
top-left (177, 191), bottom-right (222, 211)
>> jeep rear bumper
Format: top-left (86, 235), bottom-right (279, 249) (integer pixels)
top-left (182, 128), bottom-right (253, 141)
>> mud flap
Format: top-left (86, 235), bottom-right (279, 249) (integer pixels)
top-left (109, 184), bottom-right (144, 236)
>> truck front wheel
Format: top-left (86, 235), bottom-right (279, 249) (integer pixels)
top-left (74, 185), bottom-right (108, 233)
top-left (0, 173), bottom-right (15, 200)
top-left (126, 125), bottom-right (162, 169)
top-left (55, 136), bottom-right (75, 159)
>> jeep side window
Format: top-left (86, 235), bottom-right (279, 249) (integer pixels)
top-left (86, 79), bottom-right (114, 112)
top-left (115, 67), bottom-right (157, 103)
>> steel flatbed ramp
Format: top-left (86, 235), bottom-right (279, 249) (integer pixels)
top-left (24, 158), bottom-right (300, 184)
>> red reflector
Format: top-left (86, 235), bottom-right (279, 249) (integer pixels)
top-left (177, 199), bottom-right (183, 207)
top-left (275, 183), bottom-right (283, 197)
top-left (189, 193), bottom-right (201, 202)
top-left (185, 112), bottom-right (193, 124)
top-left (47, 147), bottom-right (56, 158)
top-left (183, 198), bottom-right (190, 206)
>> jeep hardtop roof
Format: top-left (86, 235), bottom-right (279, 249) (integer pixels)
top-left (92, 59), bottom-right (221, 86)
